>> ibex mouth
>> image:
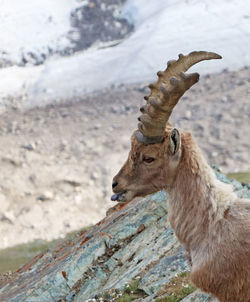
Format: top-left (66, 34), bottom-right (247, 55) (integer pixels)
top-left (111, 191), bottom-right (127, 202)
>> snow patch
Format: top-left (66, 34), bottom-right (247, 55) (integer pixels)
top-left (0, 0), bottom-right (80, 65)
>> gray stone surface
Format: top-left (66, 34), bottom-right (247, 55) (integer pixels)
top-left (181, 291), bottom-right (215, 301)
top-left (0, 170), bottom-right (249, 301)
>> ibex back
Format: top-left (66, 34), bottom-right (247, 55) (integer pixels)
top-left (111, 51), bottom-right (250, 302)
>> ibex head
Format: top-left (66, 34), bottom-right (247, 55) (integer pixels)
top-left (111, 51), bottom-right (221, 203)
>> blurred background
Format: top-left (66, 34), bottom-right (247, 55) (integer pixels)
top-left (0, 0), bottom-right (249, 272)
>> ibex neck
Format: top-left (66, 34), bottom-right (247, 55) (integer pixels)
top-left (167, 132), bottom-right (236, 250)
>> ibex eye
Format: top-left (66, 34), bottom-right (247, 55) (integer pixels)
top-left (143, 156), bottom-right (155, 164)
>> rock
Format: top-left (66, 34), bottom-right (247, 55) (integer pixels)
top-left (1, 157), bottom-right (22, 167)
top-left (37, 191), bottom-right (54, 202)
top-left (0, 193), bottom-right (8, 213)
top-left (21, 143), bottom-right (36, 151)
top-left (236, 80), bottom-right (245, 86)
top-left (138, 84), bottom-right (148, 93)
top-left (88, 2), bottom-right (96, 9)
top-left (92, 124), bottom-right (101, 130)
top-left (0, 211), bottom-right (15, 224)
top-left (181, 291), bottom-right (218, 301)
top-left (185, 110), bottom-right (192, 119)
top-left (91, 172), bottom-right (99, 180)
top-left (211, 151), bottom-right (218, 158)
top-left (28, 172), bottom-right (37, 183)
top-left (63, 180), bottom-right (81, 187)
top-left (220, 96), bottom-right (228, 102)
top-left (0, 171), bottom-right (249, 301)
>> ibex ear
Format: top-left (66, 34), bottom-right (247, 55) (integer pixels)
top-left (169, 128), bottom-right (181, 155)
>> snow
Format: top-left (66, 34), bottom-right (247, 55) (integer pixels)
top-left (0, 0), bottom-right (80, 65)
top-left (0, 0), bottom-right (250, 107)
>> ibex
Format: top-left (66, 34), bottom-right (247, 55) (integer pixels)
top-left (111, 51), bottom-right (250, 302)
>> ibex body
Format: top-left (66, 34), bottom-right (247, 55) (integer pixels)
top-left (111, 52), bottom-right (250, 302)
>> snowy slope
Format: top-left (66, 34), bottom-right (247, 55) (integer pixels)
top-left (0, 0), bottom-right (81, 65)
top-left (0, 0), bottom-right (249, 107)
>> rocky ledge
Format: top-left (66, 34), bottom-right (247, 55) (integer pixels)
top-left (0, 169), bottom-right (249, 302)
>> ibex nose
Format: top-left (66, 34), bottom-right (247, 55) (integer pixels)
top-left (112, 181), bottom-right (118, 189)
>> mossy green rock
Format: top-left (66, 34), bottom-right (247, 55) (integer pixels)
top-left (0, 170), bottom-right (248, 301)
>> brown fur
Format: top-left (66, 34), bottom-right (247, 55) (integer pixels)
top-left (112, 127), bottom-right (250, 302)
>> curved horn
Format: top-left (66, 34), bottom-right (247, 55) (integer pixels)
top-left (136, 51), bottom-right (222, 145)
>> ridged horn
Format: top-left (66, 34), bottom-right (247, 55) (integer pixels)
top-left (136, 51), bottom-right (222, 145)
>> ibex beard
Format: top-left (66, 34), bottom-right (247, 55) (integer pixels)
top-left (111, 51), bottom-right (250, 302)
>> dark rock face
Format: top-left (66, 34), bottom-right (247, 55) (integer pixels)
top-left (70, 0), bottom-right (133, 53)
top-left (0, 171), bottom-right (249, 301)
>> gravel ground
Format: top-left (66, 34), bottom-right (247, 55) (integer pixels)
top-left (0, 66), bottom-right (249, 249)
